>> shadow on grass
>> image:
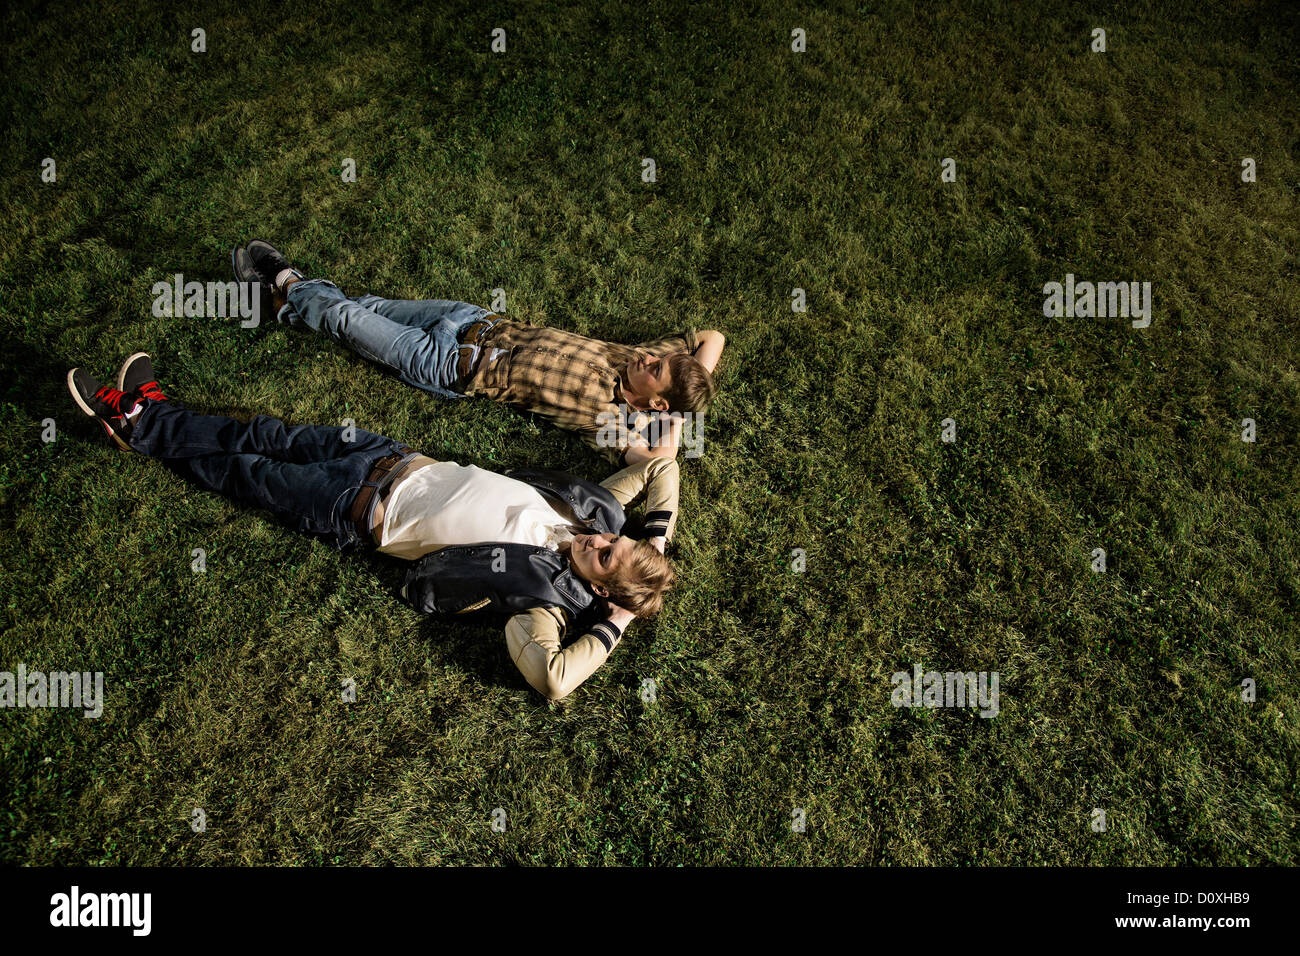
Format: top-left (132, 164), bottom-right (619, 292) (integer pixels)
top-left (344, 542), bottom-right (526, 695)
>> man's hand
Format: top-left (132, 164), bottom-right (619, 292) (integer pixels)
top-left (693, 330), bottom-right (726, 374)
top-left (607, 604), bottom-right (637, 632)
top-left (623, 412), bottom-right (683, 465)
top-left (649, 536), bottom-right (666, 554)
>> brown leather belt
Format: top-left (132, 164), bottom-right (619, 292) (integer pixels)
top-left (454, 316), bottom-right (497, 383)
top-left (349, 446), bottom-right (418, 540)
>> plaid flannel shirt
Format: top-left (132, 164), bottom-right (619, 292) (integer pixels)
top-left (457, 321), bottom-right (699, 463)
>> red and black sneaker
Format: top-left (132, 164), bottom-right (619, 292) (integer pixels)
top-left (66, 367), bottom-right (140, 451)
top-left (116, 352), bottom-right (168, 404)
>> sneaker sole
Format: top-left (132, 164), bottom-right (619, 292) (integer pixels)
top-left (230, 245), bottom-right (260, 281)
top-left (66, 368), bottom-right (132, 451)
top-left (116, 351), bottom-right (150, 391)
top-left (67, 368), bottom-right (101, 417)
top-left (101, 422), bottom-right (132, 452)
top-left (233, 244), bottom-right (278, 322)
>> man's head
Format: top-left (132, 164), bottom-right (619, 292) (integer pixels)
top-left (568, 532), bottom-right (675, 618)
top-left (624, 351), bottom-right (716, 414)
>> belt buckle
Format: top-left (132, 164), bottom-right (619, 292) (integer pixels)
top-left (457, 343), bottom-right (480, 382)
top-left (359, 452), bottom-right (404, 538)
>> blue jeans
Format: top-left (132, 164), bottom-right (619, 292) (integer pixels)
top-left (129, 399), bottom-right (409, 551)
top-left (278, 279), bottom-right (495, 399)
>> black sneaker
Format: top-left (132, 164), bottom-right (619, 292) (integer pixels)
top-left (66, 367), bottom-right (140, 451)
top-left (115, 352), bottom-right (169, 404)
top-left (246, 240), bottom-right (304, 291)
top-left (231, 245), bottom-right (275, 320)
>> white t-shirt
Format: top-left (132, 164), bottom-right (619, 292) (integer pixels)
top-left (377, 461), bottom-right (578, 561)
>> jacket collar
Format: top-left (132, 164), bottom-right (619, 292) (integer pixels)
top-left (503, 467), bottom-right (626, 534)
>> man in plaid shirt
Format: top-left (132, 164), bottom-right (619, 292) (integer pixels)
top-left (234, 240), bottom-right (726, 467)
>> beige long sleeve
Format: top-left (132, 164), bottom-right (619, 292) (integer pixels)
top-left (502, 456), bottom-right (681, 700)
top-left (598, 455), bottom-right (680, 540)
top-left (505, 607), bottom-right (625, 701)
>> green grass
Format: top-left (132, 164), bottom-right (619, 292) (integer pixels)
top-left (1, 0), bottom-right (1297, 865)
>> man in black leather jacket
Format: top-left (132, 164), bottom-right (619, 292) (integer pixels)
top-left (67, 353), bottom-right (679, 701)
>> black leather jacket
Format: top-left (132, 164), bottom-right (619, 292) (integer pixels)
top-left (401, 468), bottom-right (627, 618)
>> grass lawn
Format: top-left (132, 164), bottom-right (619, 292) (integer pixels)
top-left (0, 0), bottom-right (1297, 865)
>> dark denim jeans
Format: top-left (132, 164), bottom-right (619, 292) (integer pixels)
top-left (128, 399), bottom-right (407, 551)
top-left (278, 279), bottom-right (496, 399)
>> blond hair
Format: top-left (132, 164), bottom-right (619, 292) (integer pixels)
top-left (602, 540), bottom-right (675, 618)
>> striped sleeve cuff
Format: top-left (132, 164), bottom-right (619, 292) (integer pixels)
top-left (643, 510), bottom-right (673, 537)
top-left (589, 620), bottom-right (623, 653)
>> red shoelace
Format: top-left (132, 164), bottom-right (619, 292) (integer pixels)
top-left (94, 385), bottom-right (135, 415)
top-left (136, 381), bottom-right (168, 402)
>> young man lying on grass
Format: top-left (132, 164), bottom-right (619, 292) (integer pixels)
top-left (231, 240), bottom-right (726, 467)
top-left (66, 354), bottom-right (681, 701)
